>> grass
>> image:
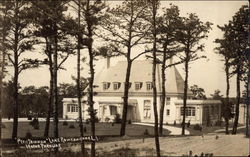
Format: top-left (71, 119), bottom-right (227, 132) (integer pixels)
top-left (2, 121), bottom-right (170, 139)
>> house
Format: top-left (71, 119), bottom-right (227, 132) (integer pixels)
top-left (63, 59), bottom-right (221, 125)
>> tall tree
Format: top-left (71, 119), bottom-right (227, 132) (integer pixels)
top-left (81, 1), bottom-right (105, 156)
top-left (100, 0), bottom-right (150, 136)
top-left (228, 5), bottom-right (249, 134)
top-left (4, 1), bottom-right (39, 139)
top-left (157, 4), bottom-right (182, 135)
top-left (31, 1), bottom-right (74, 137)
top-left (0, 1), bottom-right (11, 152)
top-left (215, 24), bottom-right (234, 134)
top-left (147, 0), bottom-right (161, 156)
top-left (176, 13), bottom-right (212, 135)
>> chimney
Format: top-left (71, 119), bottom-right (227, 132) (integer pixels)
top-left (106, 57), bottom-right (110, 69)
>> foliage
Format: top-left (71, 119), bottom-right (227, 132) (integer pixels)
top-left (69, 124), bottom-right (75, 129)
top-left (210, 90), bottom-right (223, 100)
top-left (63, 121), bottom-right (68, 126)
top-left (193, 124), bottom-right (202, 131)
top-left (190, 84), bottom-right (207, 100)
top-left (114, 114), bottom-right (122, 124)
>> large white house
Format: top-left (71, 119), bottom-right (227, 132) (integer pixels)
top-left (63, 60), bottom-right (221, 125)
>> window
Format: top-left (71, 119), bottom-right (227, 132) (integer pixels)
top-left (166, 109), bottom-right (170, 116)
top-left (113, 82), bottom-right (120, 90)
top-left (181, 107), bottom-right (195, 116)
top-left (143, 100), bottom-right (151, 119)
top-left (68, 104), bottom-right (78, 112)
top-left (146, 82), bottom-right (152, 90)
top-left (103, 82), bottom-right (110, 90)
top-left (110, 106), bottom-right (117, 115)
top-left (135, 82), bottom-right (142, 90)
top-left (166, 97), bottom-right (170, 101)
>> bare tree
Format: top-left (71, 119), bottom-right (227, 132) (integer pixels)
top-left (99, 0), bottom-right (150, 136)
top-left (176, 13), bottom-right (212, 135)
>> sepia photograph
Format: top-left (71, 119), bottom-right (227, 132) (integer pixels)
top-left (0, 0), bottom-right (249, 157)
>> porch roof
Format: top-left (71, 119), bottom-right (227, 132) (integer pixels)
top-left (99, 99), bottom-right (137, 106)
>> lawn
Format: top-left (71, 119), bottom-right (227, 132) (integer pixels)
top-left (2, 121), bottom-right (170, 139)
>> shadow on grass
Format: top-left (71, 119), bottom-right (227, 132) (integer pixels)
top-left (3, 148), bottom-right (139, 157)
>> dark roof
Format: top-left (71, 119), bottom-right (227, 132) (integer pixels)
top-left (94, 60), bottom-right (192, 96)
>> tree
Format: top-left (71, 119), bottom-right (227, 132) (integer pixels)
top-left (80, 1), bottom-right (105, 156)
top-left (30, 1), bottom-right (75, 138)
top-left (147, 0), bottom-right (161, 156)
top-left (0, 1), bottom-right (11, 151)
top-left (176, 13), bottom-right (212, 135)
top-left (100, 0), bottom-right (150, 136)
top-left (190, 84), bottom-right (207, 100)
top-left (210, 89), bottom-right (223, 100)
top-left (214, 29), bottom-right (234, 134)
top-left (4, 1), bottom-right (39, 139)
top-left (228, 5), bottom-right (249, 134)
top-left (157, 4), bottom-right (182, 135)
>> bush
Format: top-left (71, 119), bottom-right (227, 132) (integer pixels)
top-left (114, 114), bottom-right (122, 123)
top-left (214, 121), bottom-right (222, 126)
top-left (85, 117), bottom-right (99, 124)
top-left (128, 120), bottom-right (132, 124)
top-left (1, 124), bottom-right (6, 128)
top-left (69, 124), bottom-right (75, 129)
top-left (25, 131), bottom-right (32, 139)
top-left (30, 117), bottom-right (39, 126)
top-left (143, 129), bottom-right (149, 136)
top-left (105, 117), bottom-right (110, 122)
top-left (193, 124), bottom-right (202, 131)
top-left (187, 120), bottom-right (191, 128)
top-left (27, 115), bottom-right (32, 120)
top-left (63, 121), bottom-right (68, 126)
top-left (33, 123), bottom-right (39, 130)
top-left (83, 127), bottom-right (87, 133)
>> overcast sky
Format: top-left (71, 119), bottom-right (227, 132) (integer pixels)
top-left (5, 0), bottom-right (248, 97)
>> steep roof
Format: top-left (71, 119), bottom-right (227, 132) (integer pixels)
top-left (94, 60), bottom-right (192, 96)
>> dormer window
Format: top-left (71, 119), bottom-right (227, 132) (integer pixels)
top-left (146, 82), bottom-right (152, 90)
top-left (103, 82), bottom-right (110, 90)
top-left (113, 82), bottom-right (120, 90)
top-left (135, 82), bottom-right (142, 90)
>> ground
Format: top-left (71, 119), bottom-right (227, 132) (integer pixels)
top-left (2, 119), bottom-right (249, 157)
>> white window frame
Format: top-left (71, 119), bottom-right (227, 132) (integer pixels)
top-left (135, 82), bottom-right (142, 90)
top-left (143, 100), bottom-right (151, 119)
top-left (146, 82), bottom-right (152, 90)
top-left (113, 82), bottom-right (120, 90)
top-left (103, 82), bottom-right (110, 90)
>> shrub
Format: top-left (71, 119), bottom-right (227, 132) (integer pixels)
top-left (105, 117), bottom-right (110, 122)
top-left (114, 114), bottom-right (122, 123)
top-left (143, 129), bottom-right (149, 136)
top-left (193, 124), bottom-right (202, 131)
top-left (63, 121), bottom-right (68, 126)
top-left (69, 124), bottom-right (75, 129)
top-left (187, 120), bottom-right (191, 128)
top-left (33, 123), bottom-right (39, 130)
top-left (27, 115), bottom-right (32, 120)
top-left (25, 131), bottom-right (32, 139)
top-left (1, 124), bottom-right (6, 128)
top-left (214, 121), bottom-right (222, 126)
top-left (128, 120), bottom-right (132, 124)
top-left (83, 127), bottom-right (87, 133)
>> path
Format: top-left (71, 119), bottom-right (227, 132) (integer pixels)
top-left (133, 122), bottom-right (190, 135)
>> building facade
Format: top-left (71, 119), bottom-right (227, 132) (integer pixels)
top-left (63, 60), bottom-right (221, 125)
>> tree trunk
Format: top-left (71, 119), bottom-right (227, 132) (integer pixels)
top-left (152, 1), bottom-right (161, 156)
top-left (232, 66), bottom-right (241, 134)
top-left (181, 53), bottom-right (189, 135)
top-left (86, 1), bottom-right (96, 156)
top-left (44, 39), bottom-right (53, 137)
top-left (225, 58), bottom-right (230, 134)
top-left (77, 1), bottom-right (85, 155)
top-left (246, 62), bottom-right (250, 136)
top-left (159, 46), bottom-right (167, 136)
top-left (53, 23), bottom-right (59, 139)
top-left (120, 60), bottom-right (132, 136)
top-left (12, 3), bottom-right (19, 139)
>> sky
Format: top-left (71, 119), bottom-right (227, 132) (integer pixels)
top-left (4, 0), bottom-right (249, 97)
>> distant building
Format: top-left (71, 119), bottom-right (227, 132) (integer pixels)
top-left (63, 60), bottom-right (221, 125)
